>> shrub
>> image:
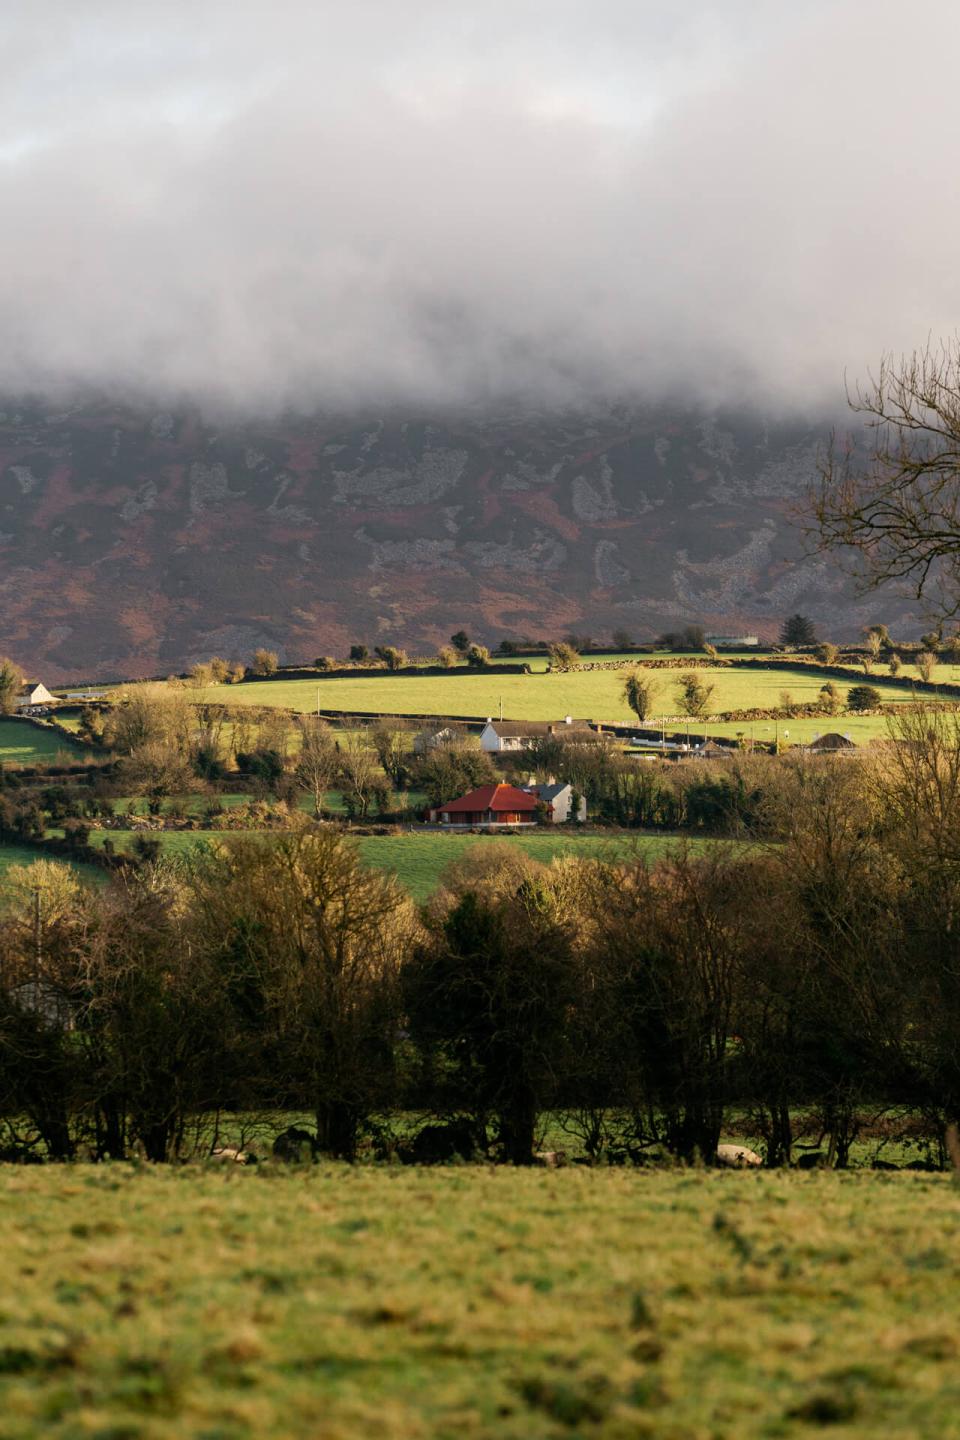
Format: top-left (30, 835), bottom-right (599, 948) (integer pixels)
top-left (676, 672), bottom-right (714, 718)
top-left (847, 684), bottom-right (881, 712)
top-left (548, 642), bottom-right (579, 672)
top-left (916, 651), bottom-right (937, 684)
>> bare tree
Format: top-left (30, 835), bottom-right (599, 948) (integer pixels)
top-left (295, 718), bottom-right (339, 816)
top-left (338, 735), bottom-right (385, 818)
top-left (812, 339), bottom-right (960, 618)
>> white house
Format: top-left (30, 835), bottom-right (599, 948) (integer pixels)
top-left (479, 718), bottom-right (595, 753)
top-left (412, 726), bottom-right (459, 755)
top-left (527, 782), bottom-right (587, 823)
top-left (16, 681), bottom-right (55, 710)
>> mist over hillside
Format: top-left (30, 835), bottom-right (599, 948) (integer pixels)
top-left (0, 398), bottom-right (913, 681)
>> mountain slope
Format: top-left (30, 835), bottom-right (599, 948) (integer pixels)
top-left (0, 399), bottom-right (898, 680)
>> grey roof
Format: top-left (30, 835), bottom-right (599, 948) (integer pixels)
top-left (534, 783), bottom-right (571, 803)
top-left (486, 719), bottom-right (593, 738)
top-left (808, 732), bottom-right (857, 751)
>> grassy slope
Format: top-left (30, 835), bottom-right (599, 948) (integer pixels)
top-left (196, 661), bottom-right (934, 736)
top-left (0, 720), bottom-right (79, 765)
top-left (0, 1166), bottom-right (957, 1439)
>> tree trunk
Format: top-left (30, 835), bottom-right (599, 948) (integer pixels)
top-left (316, 1099), bottom-right (359, 1161)
top-left (499, 1086), bottom-right (537, 1165)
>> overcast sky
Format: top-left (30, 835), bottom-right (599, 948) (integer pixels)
top-left (0, 0), bottom-right (957, 415)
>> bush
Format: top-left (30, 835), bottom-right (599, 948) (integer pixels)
top-left (847, 684), bottom-right (881, 712)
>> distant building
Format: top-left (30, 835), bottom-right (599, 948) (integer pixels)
top-left (479, 718), bottom-right (595, 753)
top-left (804, 732), bottom-right (857, 753)
top-left (528, 782), bottom-right (587, 823)
top-left (412, 726), bottom-right (459, 755)
top-left (430, 780), bottom-right (587, 827)
top-left (16, 681), bottom-right (54, 710)
top-left (431, 782), bottom-right (540, 827)
top-left (693, 740), bottom-right (734, 760)
top-left (705, 635), bottom-right (760, 648)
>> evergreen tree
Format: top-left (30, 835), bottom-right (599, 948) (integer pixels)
top-left (780, 614), bottom-right (817, 646)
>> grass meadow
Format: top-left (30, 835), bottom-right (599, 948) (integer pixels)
top-left (0, 720), bottom-right (80, 767)
top-left (195, 662), bottom-right (935, 734)
top-left (0, 1165), bottom-right (957, 1439)
top-left (77, 829), bottom-right (722, 900)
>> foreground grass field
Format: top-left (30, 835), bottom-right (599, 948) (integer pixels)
top-left (196, 663), bottom-right (927, 729)
top-left (0, 1166), bottom-right (957, 1439)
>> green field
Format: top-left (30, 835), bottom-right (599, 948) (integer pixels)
top-left (353, 832), bottom-right (721, 900)
top-left (196, 662), bottom-right (935, 731)
top-left (0, 843), bottom-right (103, 888)
top-left (0, 1166), bottom-right (956, 1439)
top-left (79, 829), bottom-right (716, 900)
top-left (0, 720), bottom-right (80, 766)
top-left (0, 842), bottom-right (68, 878)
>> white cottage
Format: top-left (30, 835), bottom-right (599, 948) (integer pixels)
top-left (16, 681), bottom-right (55, 710)
top-left (479, 718), bottom-right (595, 753)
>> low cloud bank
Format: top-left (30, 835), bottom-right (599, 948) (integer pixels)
top-left (0, 1), bottom-right (957, 415)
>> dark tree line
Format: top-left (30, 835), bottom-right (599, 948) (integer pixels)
top-left (2, 710), bottom-right (960, 1167)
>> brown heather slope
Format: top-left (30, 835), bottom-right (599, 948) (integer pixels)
top-left (0, 399), bottom-right (911, 680)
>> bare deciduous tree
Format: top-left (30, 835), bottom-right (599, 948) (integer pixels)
top-left (812, 339), bottom-right (960, 618)
top-left (295, 717), bottom-right (339, 816)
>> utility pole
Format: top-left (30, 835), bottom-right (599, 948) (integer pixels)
top-left (317, 687), bottom-right (321, 720)
top-left (34, 886), bottom-right (42, 987)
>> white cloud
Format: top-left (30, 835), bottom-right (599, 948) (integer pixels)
top-left (0, 0), bottom-right (954, 414)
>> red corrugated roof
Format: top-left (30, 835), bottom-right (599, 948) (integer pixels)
top-left (439, 783), bottom-right (539, 813)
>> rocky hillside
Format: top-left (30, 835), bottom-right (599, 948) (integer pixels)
top-left (0, 399), bottom-right (903, 681)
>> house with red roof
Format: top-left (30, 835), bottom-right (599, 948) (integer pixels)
top-left (430, 782), bottom-right (541, 828)
top-left (429, 781), bottom-right (586, 828)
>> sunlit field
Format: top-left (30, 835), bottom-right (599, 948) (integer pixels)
top-left (0, 1165), bottom-right (957, 1440)
top-left (76, 829), bottom-right (726, 900)
top-left (194, 661), bottom-right (927, 726)
top-left (0, 720), bottom-right (80, 766)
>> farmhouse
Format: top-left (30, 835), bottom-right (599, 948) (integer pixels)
top-left (16, 681), bottom-right (54, 710)
top-left (431, 782), bottom-right (539, 827)
top-left (430, 781), bottom-right (586, 827)
top-left (480, 717), bottom-right (594, 753)
top-left (534, 782), bottom-right (586, 823)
